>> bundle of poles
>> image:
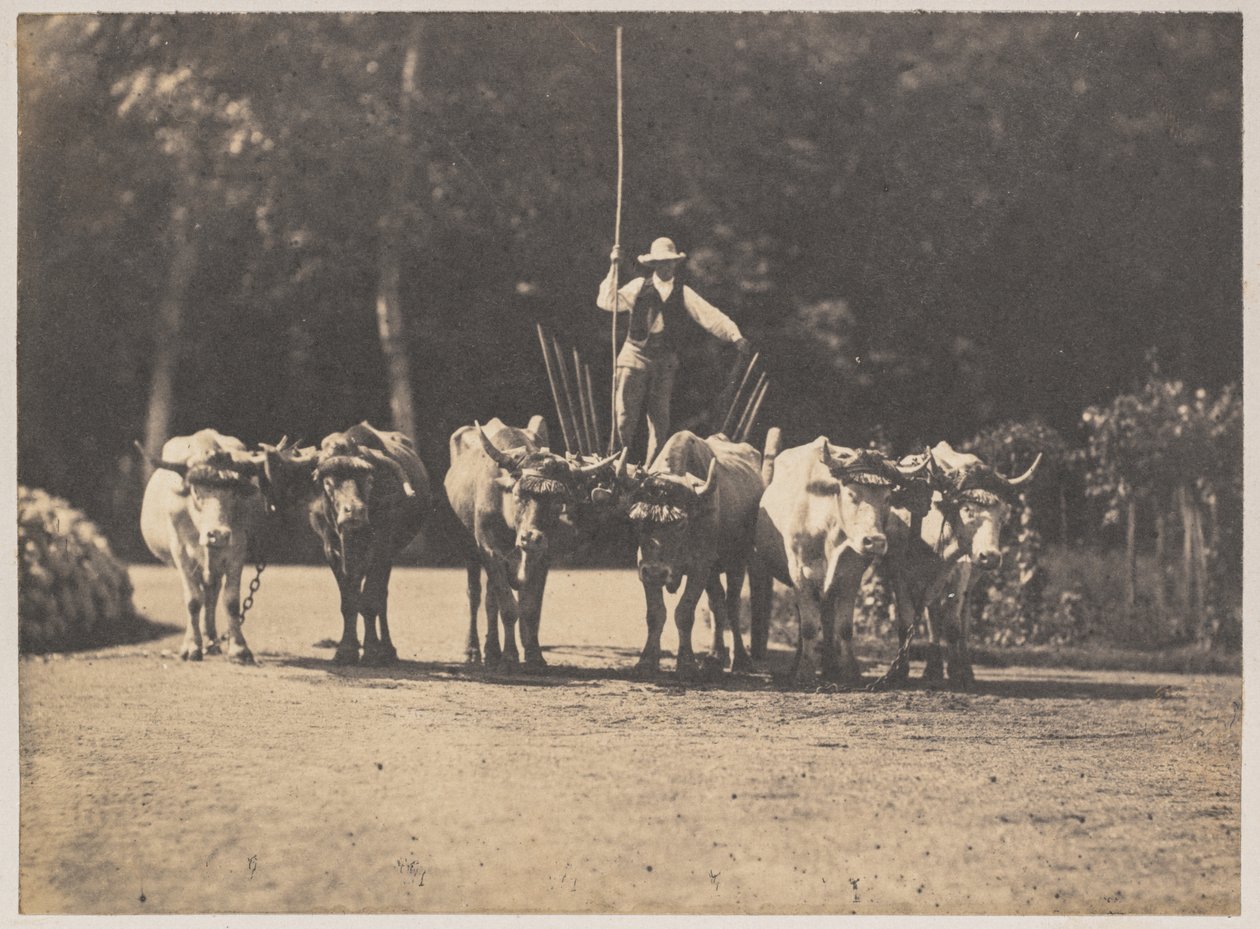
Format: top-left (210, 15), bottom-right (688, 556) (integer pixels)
top-left (716, 351), bottom-right (771, 445)
top-left (536, 323), bottom-right (606, 458)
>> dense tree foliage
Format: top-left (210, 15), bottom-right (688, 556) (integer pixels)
top-left (18, 13), bottom-right (1241, 563)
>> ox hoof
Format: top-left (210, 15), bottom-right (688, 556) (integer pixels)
top-left (730, 653), bottom-right (754, 674)
top-left (948, 662), bottom-right (976, 689)
top-left (675, 658), bottom-right (701, 682)
top-left (634, 654), bottom-right (661, 676)
top-left (465, 647), bottom-right (482, 666)
top-left (501, 650), bottom-right (521, 668)
top-left (522, 657), bottom-right (548, 675)
top-left (180, 645), bottom-right (203, 662)
top-left (229, 647), bottom-right (255, 666)
top-left (699, 654), bottom-right (726, 681)
top-left (362, 645), bottom-right (398, 667)
top-left (332, 644), bottom-right (361, 666)
top-left (921, 653), bottom-right (945, 684)
top-left (203, 640), bottom-right (222, 656)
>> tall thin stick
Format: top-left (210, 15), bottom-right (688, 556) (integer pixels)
top-left (583, 362), bottom-right (602, 453)
top-left (552, 333), bottom-right (584, 456)
top-left (609, 25), bottom-right (624, 454)
top-left (573, 346), bottom-right (596, 456)
top-left (536, 324), bottom-right (574, 454)
top-left (720, 352), bottom-right (761, 436)
top-left (738, 379), bottom-right (770, 444)
top-left (734, 373), bottom-right (768, 442)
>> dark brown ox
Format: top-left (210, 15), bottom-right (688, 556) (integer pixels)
top-left (621, 431), bottom-right (765, 678)
top-left (446, 417), bottom-right (616, 669)
top-left (138, 430), bottom-right (267, 663)
top-left (266, 422), bottom-right (430, 665)
top-left (883, 441), bottom-right (1041, 687)
top-left (751, 438), bottom-right (928, 686)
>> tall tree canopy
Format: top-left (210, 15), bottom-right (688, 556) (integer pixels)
top-left (17, 13), bottom-right (1241, 556)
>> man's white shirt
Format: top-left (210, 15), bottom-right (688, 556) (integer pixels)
top-left (597, 268), bottom-right (742, 344)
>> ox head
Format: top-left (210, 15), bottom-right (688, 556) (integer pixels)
top-left (624, 458), bottom-right (717, 594)
top-left (255, 437), bottom-right (319, 512)
top-left (138, 442), bottom-right (261, 551)
top-left (809, 442), bottom-right (930, 564)
top-left (477, 423), bottom-right (616, 588)
top-left (313, 433), bottom-right (389, 535)
top-left (928, 443), bottom-right (1042, 570)
top-left (568, 447), bottom-right (631, 513)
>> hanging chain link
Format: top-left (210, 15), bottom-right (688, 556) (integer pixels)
top-left (239, 558), bottom-right (267, 625)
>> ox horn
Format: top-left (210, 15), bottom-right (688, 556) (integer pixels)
top-left (999, 451), bottom-right (1043, 489)
top-left (894, 449), bottom-right (931, 480)
top-left (133, 440), bottom-right (189, 476)
top-left (692, 458), bottom-right (718, 499)
top-left (476, 421), bottom-right (516, 470)
top-left (574, 449), bottom-right (622, 476)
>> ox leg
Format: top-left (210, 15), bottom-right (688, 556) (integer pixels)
top-left (464, 561), bottom-right (483, 664)
top-left (826, 559), bottom-right (865, 685)
top-left (748, 562), bottom-right (772, 661)
top-left (483, 578), bottom-right (503, 666)
top-left (707, 571), bottom-right (729, 667)
top-left (944, 566), bottom-right (976, 689)
top-left (519, 566), bottom-right (549, 670)
top-left (174, 551), bottom-right (206, 662)
top-left (787, 573), bottom-right (826, 688)
top-left (673, 573), bottom-right (705, 681)
top-left (725, 566), bottom-right (753, 673)
top-left (922, 602), bottom-right (946, 684)
top-left (361, 564), bottom-right (397, 666)
top-left (332, 570), bottom-right (362, 665)
top-left (704, 572), bottom-right (730, 675)
top-left (636, 582), bottom-right (667, 673)
top-left (486, 558), bottom-right (520, 666)
top-left (201, 567), bottom-right (223, 656)
top-left (222, 563), bottom-right (254, 665)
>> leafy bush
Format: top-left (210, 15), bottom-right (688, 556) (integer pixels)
top-left (18, 486), bottom-right (136, 652)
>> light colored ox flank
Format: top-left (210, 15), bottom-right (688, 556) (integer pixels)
top-left (446, 416), bottom-right (616, 670)
top-left (625, 431), bottom-right (765, 678)
top-left (883, 441), bottom-right (1041, 687)
top-left (752, 437), bottom-right (927, 686)
top-left (139, 429), bottom-right (266, 663)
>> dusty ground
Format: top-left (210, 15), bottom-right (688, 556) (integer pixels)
top-left (19, 566), bottom-right (1241, 915)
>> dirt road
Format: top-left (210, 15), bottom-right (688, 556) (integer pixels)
top-left (19, 566), bottom-right (1241, 914)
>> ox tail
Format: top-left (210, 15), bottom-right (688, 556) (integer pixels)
top-left (761, 427), bottom-right (783, 486)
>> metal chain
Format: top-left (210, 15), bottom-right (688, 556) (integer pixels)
top-left (864, 622), bottom-right (916, 692)
top-left (239, 559), bottom-right (267, 625)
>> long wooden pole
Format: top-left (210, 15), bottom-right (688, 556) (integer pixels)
top-left (552, 333), bottom-right (584, 456)
top-left (609, 25), bottom-right (624, 454)
top-left (583, 362), bottom-right (602, 453)
top-left (536, 324), bottom-right (575, 454)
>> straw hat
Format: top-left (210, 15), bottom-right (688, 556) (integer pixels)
top-left (638, 237), bottom-right (687, 265)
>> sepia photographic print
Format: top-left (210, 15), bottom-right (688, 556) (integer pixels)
top-left (10, 3), bottom-right (1252, 922)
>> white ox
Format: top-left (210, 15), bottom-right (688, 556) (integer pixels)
top-left (139, 429), bottom-right (266, 663)
top-left (751, 437), bottom-right (926, 686)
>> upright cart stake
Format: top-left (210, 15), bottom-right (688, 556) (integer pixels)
top-left (536, 323), bottom-right (575, 454)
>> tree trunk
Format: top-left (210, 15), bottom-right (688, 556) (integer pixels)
top-left (142, 199), bottom-right (197, 467)
top-left (1059, 486), bottom-right (1069, 544)
top-left (1190, 494), bottom-right (1209, 643)
top-left (373, 24), bottom-right (424, 441)
top-left (1124, 495), bottom-right (1137, 615)
top-left (1152, 504), bottom-right (1166, 617)
top-left (1177, 484), bottom-right (1199, 622)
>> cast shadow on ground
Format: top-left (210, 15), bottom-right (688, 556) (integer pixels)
top-left (21, 611), bottom-right (182, 657)
top-left (265, 644), bottom-right (1182, 701)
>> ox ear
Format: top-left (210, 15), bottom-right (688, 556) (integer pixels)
top-left (494, 473), bottom-right (516, 491)
top-left (134, 440), bottom-right (190, 477)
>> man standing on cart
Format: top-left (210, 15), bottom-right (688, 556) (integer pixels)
top-left (598, 236), bottom-right (752, 465)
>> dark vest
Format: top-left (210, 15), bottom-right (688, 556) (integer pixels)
top-left (627, 277), bottom-right (696, 354)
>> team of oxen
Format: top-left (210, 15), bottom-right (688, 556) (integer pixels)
top-left (137, 417), bottom-right (1040, 688)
